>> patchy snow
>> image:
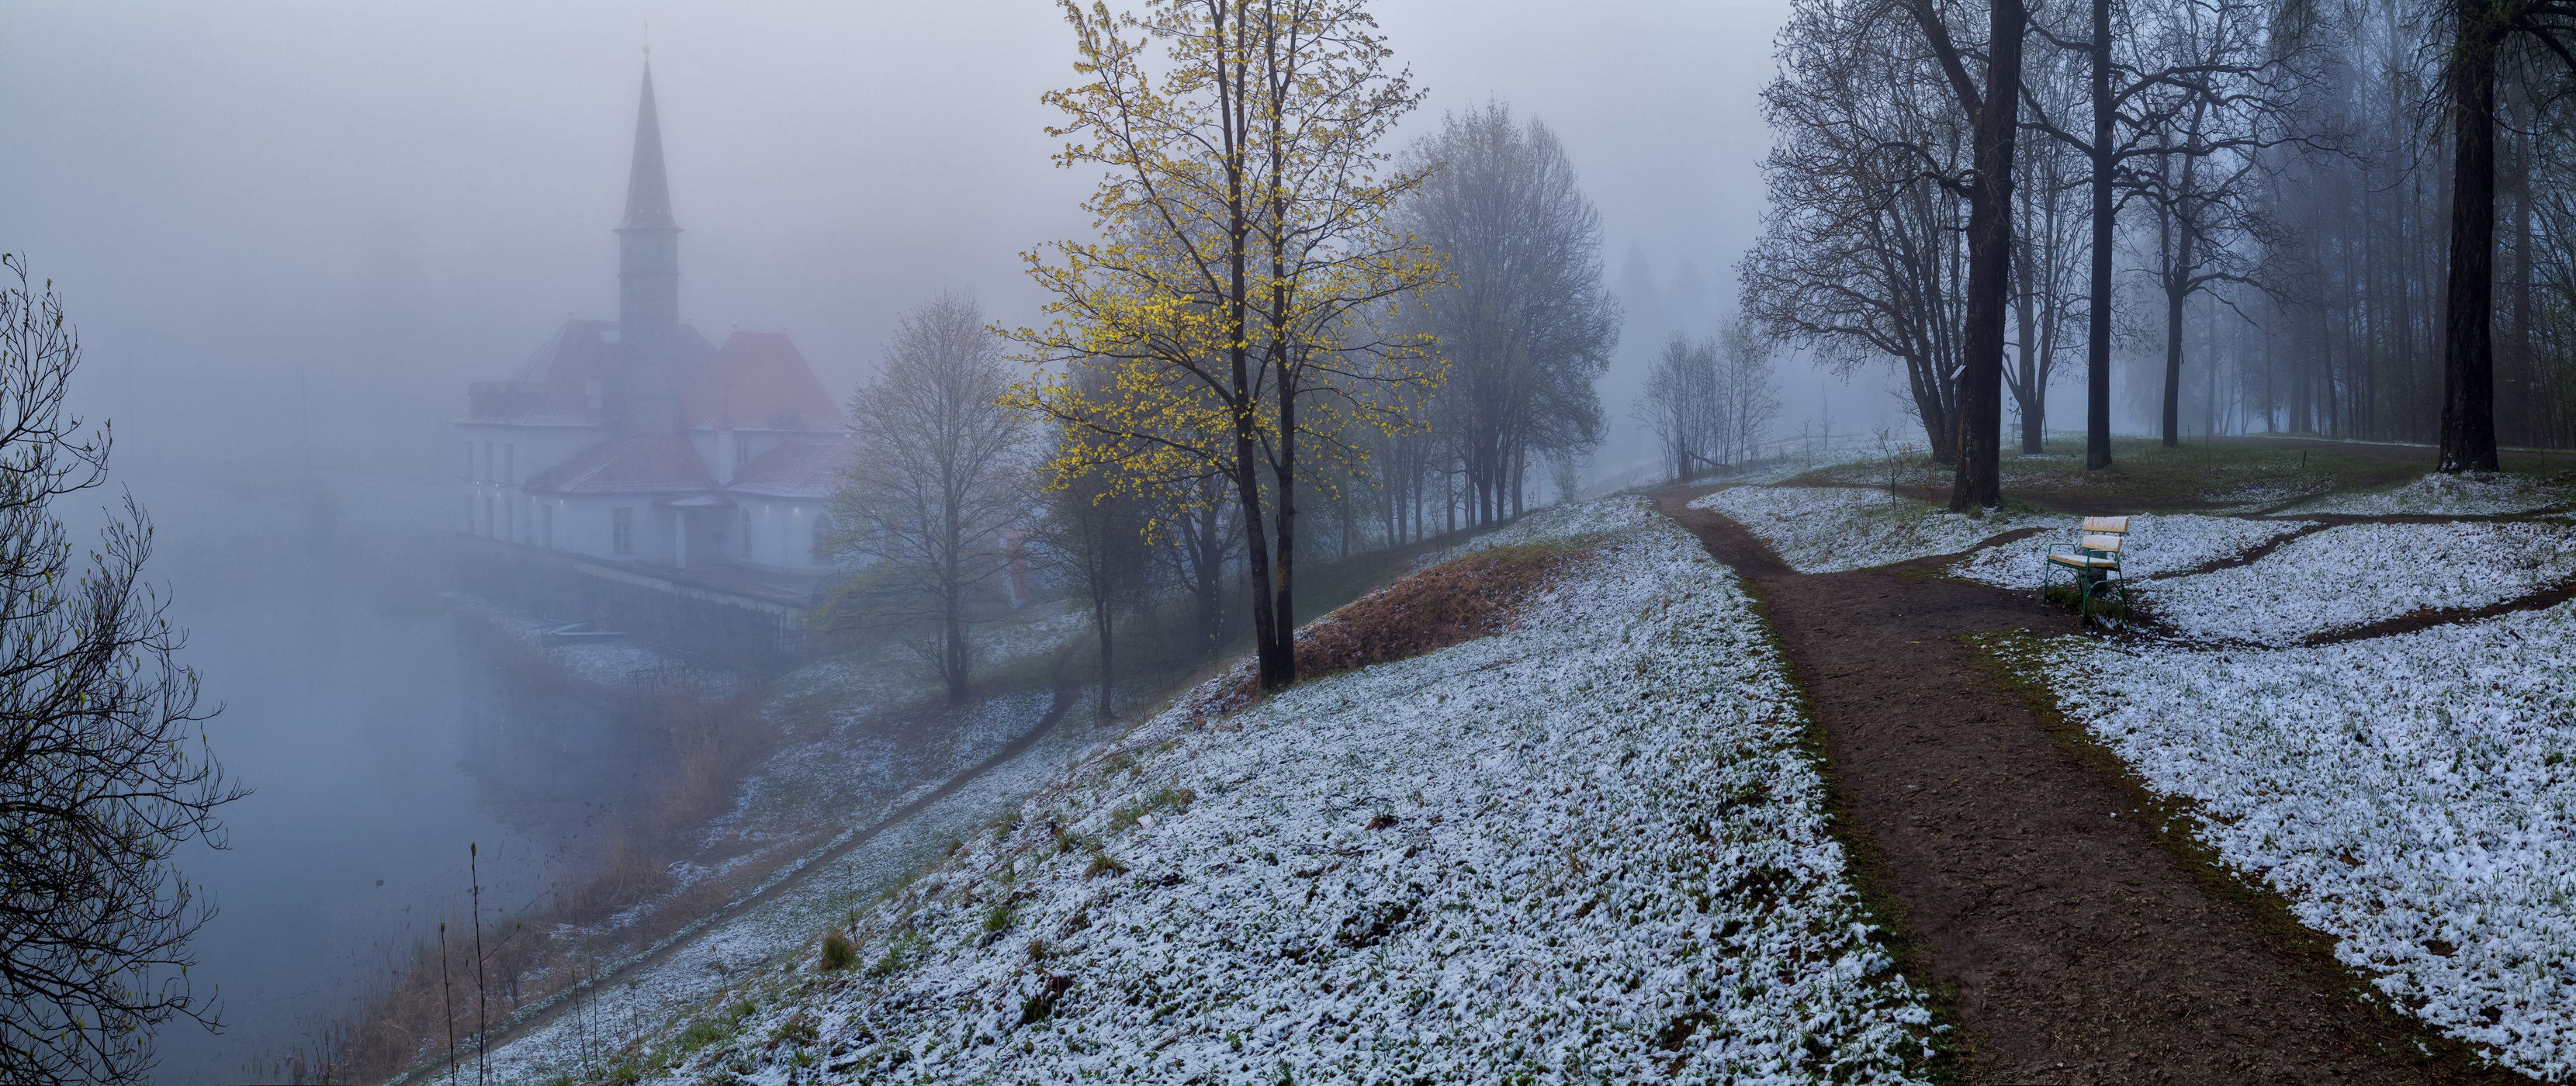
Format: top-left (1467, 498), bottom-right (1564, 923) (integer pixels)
top-left (1691, 486), bottom-right (2051, 572)
top-left (638, 498), bottom-right (1938, 1085)
top-left (709, 689), bottom-right (1054, 852)
top-left (2283, 471), bottom-right (2576, 516)
top-left (2031, 601), bottom-right (2576, 1079)
top-left (2138, 521), bottom-right (2576, 645)
top-left (1949, 514), bottom-right (2316, 590)
top-left (446, 690), bottom-right (1128, 1086)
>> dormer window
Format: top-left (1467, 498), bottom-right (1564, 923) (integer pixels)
top-left (586, 379), bottom-right (604, 410)
top-left (599, 328), bottom-right (621, 344)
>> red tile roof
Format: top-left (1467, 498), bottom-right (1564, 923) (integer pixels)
top-left (470, 319), bottom-right (717, 424)
top-left (524, 436), bottom-right (712, 494)
top-left (726, 440), bottom-right (852, 499)
top-left (685, 331), bottom-right (847, 432)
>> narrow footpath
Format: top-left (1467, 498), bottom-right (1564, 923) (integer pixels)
top-left (1651, 484), bottom-right (2534, 1086)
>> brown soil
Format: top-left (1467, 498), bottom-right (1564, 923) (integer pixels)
top-left (1291, 544), bottom-right (1576, 681)
top-left (1650, 484), bottom-right (2536, 1086)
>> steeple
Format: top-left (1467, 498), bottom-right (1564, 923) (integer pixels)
top-left (614, 57), bottom-right (683, 437)
top-left (621, 61), bottom-right (677, 230)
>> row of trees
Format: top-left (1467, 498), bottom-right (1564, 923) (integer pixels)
top-left (824, 1), bottom-right (1664, 703)
top-left (1746, 0), bottom-right (2573, 506)
top-left (1634, 323), bottom-right (1782, 482)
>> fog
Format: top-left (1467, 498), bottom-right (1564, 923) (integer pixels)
top-left (0, 1), bottom-right (1939, 1080)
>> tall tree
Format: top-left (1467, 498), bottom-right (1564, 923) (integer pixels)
top-left (825, 293), bottom-right (1033, 704)
top-left (0, 254), bottom-right (240, 1086)
top-left (1743, 0), bottom-right (1972, 462)
top-left (2131, 88), bottom-right (2277, 445)
top-left (2433, 0), bottom-right (2574, 472)
top-left (1012, 0), bottom-right (1442, 692)
top-left (2021, 0), bottom-right (2310, 465)
top-left (1396, 102), bottom-right (1621, 524)
top-left (1906, 0), bottom-right (2031, 510)
top-left (1030, 437), bottom-right (1156, 720)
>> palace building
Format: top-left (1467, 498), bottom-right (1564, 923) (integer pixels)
top-left (452, 64), bottom-right (849, 660)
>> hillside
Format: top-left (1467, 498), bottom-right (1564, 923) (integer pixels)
top-left (486, 496), bottom-right (1942, 1084)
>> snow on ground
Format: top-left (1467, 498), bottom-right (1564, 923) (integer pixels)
top-left (1692, 486), bottom-right (2051, 572)
top-left (707, 689), bottom-right (1052, 854)
top-left (2028, 602), bottom-right (2576, 1079)
top-left (2283, 471), bottom-right (2576, 516)
top-left (649, 497), bottom-right (1938, 1085)
top-left (1949, 514), bottom-right (2315, 589)
top-left (457, 696), bottom-right (1130, 1086)
top-left (2138, 521), bottom-right (2576, 645)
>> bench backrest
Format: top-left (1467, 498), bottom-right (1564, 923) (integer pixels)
top-left (2081, 516), bottom-right (2131, 534)
top-left (2079, 534), bottom-right (2124, 553)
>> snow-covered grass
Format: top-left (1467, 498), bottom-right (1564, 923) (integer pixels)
top-left (2024, 601), bottom-right (2576, 1079)
top-left (650, 497), bottom-right (1939, 1085)
top-left (1692, 486), bottom-right (2051, 572)
top-left (707, 689), bottom-right (1053, 853)
top-left (2281, 471), bottom-right (2576, 516)
top-left (2138, 521), bottom-right (2576, 645)
top-left (1949, 514), bottom-right (2315, 590)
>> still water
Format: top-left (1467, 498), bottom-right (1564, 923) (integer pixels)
top-left (129, 470), bottom-right (551, 1085)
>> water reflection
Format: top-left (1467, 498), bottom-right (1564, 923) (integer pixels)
top-left (135, 472), bottom-right (552, 1085)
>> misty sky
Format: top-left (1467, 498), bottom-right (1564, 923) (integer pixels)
top-left (0, 0), bottom-right (1903, 483)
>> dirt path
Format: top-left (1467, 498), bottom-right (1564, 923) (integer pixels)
top-left (1651, 485), bottom-right (2533, 1086)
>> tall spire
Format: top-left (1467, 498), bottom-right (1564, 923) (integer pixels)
top-left (622, 60), bottom-right (677, 230)
top-left (615, 56), bottom-right (683, 438)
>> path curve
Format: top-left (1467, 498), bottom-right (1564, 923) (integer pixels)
top-left (1651, 484), bottom-right (2532, 1086)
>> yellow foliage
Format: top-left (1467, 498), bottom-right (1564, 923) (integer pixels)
top-left (1002, 0), bottom-right (1448, 529)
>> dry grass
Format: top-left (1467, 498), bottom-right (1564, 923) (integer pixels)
top-left (287, 622), bottom-right (781, 1084)
top-left (1290, 542), bottom-right (1584, 682)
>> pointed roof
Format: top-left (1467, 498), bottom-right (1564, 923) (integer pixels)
top-left (621, 63), bottom-right (677, 231)
top-left (682, 332), bottom-right (850, 431)
top-left (465, 318), bottom-right (715, 425)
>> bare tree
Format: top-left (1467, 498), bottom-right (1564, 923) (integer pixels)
top-left (2430, 0), bottom-right (2576, 472)
top-left (1636, 333), bottom-right (1723, 481)
top-left (1397, 102), bottom-right (1621, 524)
top-left (2007, 40), bottom-right (2090, 453)
top-left (825, 293), bottom-right (1033, 704)
top-left (1633, 320), bottom-right (1780, 481)
top-left (1743, 0), bottom-right (1972, 462)
top-left (2131, 88), bottom-right (2279, 445)
top-left (1030, 368), bottom-right (1159, 721)
top-left (0, 254), bottom-right (240, 1086)
top-left (2020, 0), bottom-right (2319, 465)
top-left (1716, 317), bottom-right (1786, 466)
top-left (1900, 0), bottom-right (2031, 510)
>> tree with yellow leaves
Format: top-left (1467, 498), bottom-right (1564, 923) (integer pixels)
top-left (1007, 0), bottom-right (1444, 692)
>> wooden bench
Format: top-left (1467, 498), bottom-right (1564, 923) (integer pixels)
top-left (2041, 516), bottom-right (2131, 624)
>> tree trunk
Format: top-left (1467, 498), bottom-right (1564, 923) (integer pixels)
top-left (2507, 104), bottom-right (2534, 445)
top-left (2438, 2), bottom-right (2502, 474)
top-left (2013, 235), bottom-right (2044, 455)
top-left (1094, 590), bottom-right (1116, 721)
top-left (1269, 361), bottom-right (1298, 690)
top-left (2162, 233), bottom-right (2187, 448)
top-left (2086, 0), bottom-right (2114, 470)
top-left (943, 496), bottom-right (967, 704)
top-left (1946, 0), bottom-right (2025, 511)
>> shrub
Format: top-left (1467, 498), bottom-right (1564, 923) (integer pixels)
top-left (819, 927), bottom-right (855, 972)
